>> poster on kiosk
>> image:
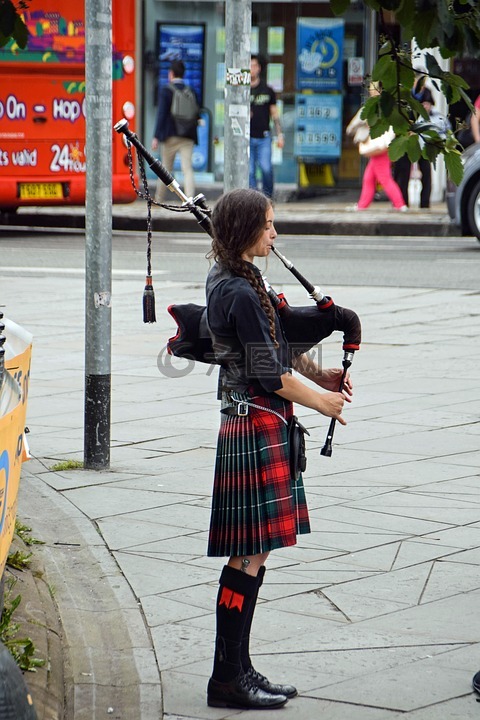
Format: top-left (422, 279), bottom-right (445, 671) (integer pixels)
top-left (296, 17), bottom-right (344, 92)
top-left (294, 18), bottom-right (344, 163)
top-left (156, 23), bottom-right (209, 173)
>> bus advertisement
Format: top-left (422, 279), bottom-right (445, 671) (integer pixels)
top-left (0, 0), bottom-right (137, 211)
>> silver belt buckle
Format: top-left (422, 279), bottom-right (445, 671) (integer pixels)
top-left (237, 402), bottom-right (249, 416)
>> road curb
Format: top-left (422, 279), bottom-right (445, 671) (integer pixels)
top-left (7, 533), bottom-right (64, 720)
top-left (18, 472), bottom-right (163, 720)
top-left (0, 207), bottom-right (458, 237)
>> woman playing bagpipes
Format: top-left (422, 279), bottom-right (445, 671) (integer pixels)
top-left (205, 188), bottom-right (353, 709)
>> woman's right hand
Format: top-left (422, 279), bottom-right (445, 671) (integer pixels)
top-left (317, 391), bottom-right (347, 425)
top-left (276, 373), bottom-right (349, 425)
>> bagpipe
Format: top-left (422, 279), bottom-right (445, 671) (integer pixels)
top-left (114, 119), bottom-right (362, 456)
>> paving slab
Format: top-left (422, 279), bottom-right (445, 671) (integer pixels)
top-left (311, 658), bottom-right (471, 712)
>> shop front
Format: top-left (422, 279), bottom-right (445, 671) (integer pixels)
top-left (141, 0), bottom-right (375, 193)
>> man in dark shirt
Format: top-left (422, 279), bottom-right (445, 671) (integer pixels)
top-left (249, 55), bottom-right (284, 198)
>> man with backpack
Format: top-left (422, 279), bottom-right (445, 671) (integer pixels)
top-left (152, 59), bottom-right (199, 202)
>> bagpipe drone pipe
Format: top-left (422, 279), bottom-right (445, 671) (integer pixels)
top-left (114, 119), bottom-right (362, 455)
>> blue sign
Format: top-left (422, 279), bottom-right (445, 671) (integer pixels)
top-left (173, 110), bottom-right (210, 173)
top-left (296, 18), bottom-right (344, 92)
top-left (0, 450), bottom-right (9, 533)
top-left (294, 94), bottom-right (343, 160)
top-left (156, 23), bottom-right (205, 107)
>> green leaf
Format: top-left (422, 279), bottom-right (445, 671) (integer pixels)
top-left (330, 0), bottom-right (351, 15)
top-left (458, 87), bottom-right (475, 111)
top-left (441, 71), bottom-right (470, 90)
top-left (424, 52), bottom-right (442, 78)
top-left (423, 143), bottom-right (441, 164)
top-left (406, 134), bottom-right (422, 162)
top-left (0, 0), bottom-right (16, 36)
top-left (390, 111), bottom-right (411, 134)
top-left (379, 90), bottom-right (395, 116)
top-left (413, 121), bottom-right (441, 135)
top-left (396, 0), bottom-right (417, 26)
top-left (388, 135), bottom-right (411, 161)
top-left (412, 10), bottom-right (439, 48)
top-left (378, 39), bottom-right (393, 55)
top-left (464, 25), bottom-right (480, 57)
top-left (398, 63), bottom-right (415, 92)
top-left (370, 119), bottom-right (390, 138)
top-left (13, 15), bottom-right (28, 48)
top-left (363, 0), bottom-right (382, 10)
top-left (372, 54), bottom-right (396, 85)
top-left (444, 151), bottom-right (464, 185)
top-left (361, 95), bottom-right (380, 124)
top-left (330, 0), bottom-right (478, 184)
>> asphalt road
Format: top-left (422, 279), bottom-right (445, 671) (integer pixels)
top-left (0, 228), bottom-right (479, 290)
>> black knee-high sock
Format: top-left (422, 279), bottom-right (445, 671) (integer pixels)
top-left (212, 565), bottom-right (259, 683)
top-left (241, 565), bottom-right (265, 672)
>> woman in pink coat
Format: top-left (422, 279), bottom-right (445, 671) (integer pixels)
top-left (346, 83), bottom-right (407, 212)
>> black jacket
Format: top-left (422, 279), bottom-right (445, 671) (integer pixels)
top-left (206, 262), bottom-right (290, 396)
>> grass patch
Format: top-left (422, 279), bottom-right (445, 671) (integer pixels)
top-left (0, 578), bottom-right (45, 672)
top-left (14, 520), bottom-right (45, 547)
top-left (50, 459), bottom-right (84, 471)
top-left (7, 550), bottom-right (32, 571)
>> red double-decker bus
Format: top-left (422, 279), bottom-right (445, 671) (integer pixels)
top-left (0, 0), bottom-right (136, 211)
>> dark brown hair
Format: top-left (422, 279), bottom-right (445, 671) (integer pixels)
top-left (208, 188), bottom-right (278, 346)
top-left (170, 59), bottom-right (185, 78)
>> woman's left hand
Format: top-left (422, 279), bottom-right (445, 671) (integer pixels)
top-left (315, 368), bottom-right (353, 401)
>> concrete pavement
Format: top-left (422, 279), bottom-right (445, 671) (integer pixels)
top-left (2, 208), bottom-right (480, 719)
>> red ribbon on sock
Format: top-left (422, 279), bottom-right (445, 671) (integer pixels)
top-left (219, 587), bottom-right (244, 612)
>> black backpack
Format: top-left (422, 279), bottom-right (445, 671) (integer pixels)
top-left (169, 84), bottom-right (199, 138)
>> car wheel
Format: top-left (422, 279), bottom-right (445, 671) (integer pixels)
top-left (466, 178), bottom-right (480, 241)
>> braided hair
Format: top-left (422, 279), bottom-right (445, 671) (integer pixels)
top-left (208, 188), bottom-right (278, 347)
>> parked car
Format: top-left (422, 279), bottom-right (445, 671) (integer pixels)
top-left (446, 142), bottom-right (480, 241)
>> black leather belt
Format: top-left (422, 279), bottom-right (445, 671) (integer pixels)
top-left (221, 402), bottom-right (249, 417)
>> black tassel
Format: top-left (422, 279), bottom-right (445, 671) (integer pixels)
top-left (143, 276), bottom-right (156, 323)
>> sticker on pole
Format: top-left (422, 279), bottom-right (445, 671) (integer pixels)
top-left (230, 118), bottom-right (244, 136)
top-left (226, 68), bottom-right (250, 86)
top-left (228, 104), bottom-right (248, 118)
top-left (94, 292), bottom-right (112, 308)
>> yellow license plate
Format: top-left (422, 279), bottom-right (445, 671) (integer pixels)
top-left (19, 182), bottom-right (64, 200)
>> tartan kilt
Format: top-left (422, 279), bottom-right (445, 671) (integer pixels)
top-left (208, 391), bottom-right (311, 557)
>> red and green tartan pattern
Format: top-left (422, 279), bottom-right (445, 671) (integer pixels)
top-left (208, 393), bottom-right (311, 557)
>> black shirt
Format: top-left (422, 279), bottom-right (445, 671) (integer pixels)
top-left (206, 262), bottom-right (290, 395)
top-left (250, 82), bottom-right (277, 139)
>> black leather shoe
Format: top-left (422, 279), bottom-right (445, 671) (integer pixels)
top-left (207, 672), bottom-right (288, 709)
top-left (473, 670), bottom-right (480, 694)
top-left (246, 666), bottom-right (298, 698)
